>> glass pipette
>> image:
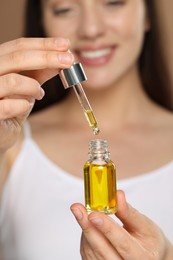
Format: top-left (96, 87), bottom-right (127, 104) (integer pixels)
top-left (59, 63), bottom-right (100, 135)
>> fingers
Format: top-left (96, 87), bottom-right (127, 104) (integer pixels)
top-left (71, 191), bottom-right (154, 260)
top-left (87, 208), bottom-right (144, 260)
top-left (0, 73), bottom-right (44, 123)
top-left (115, 190), bottom-right (159, 236)
top-left (0, 37), bottom-right (74, 80)
top-left (71, 204), bottom-right (137, 260)
top-left (0, 98), bottom-right (34, 121)
top-left (0, 50), bottom-right (74, 76)
top-left (0, 73), bottom-right (44, 100)
top-left (80, 234), bottom-right (98, 259)
top-left (0, 37), bottom-right (71, 56)
top-left (71, 203), bottom-right (121, 259)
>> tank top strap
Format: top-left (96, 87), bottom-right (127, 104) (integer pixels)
top-left (23, 120), bottom-right (32, 139)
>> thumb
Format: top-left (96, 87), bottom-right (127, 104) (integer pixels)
top-left (116, 190), bottom-right (155, 235)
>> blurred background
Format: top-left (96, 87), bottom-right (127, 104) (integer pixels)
top-left (0, 0), bottom-right (172, 94)
top-left (0, 0), bottom-right (26, 44)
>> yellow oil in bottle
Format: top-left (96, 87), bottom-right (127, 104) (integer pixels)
top-left (84, 109), bottom-right (100, 135)
top-left (84, 161), bottom-right (117, 214)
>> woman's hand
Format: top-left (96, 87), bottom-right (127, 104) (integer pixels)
top-left (0, 37), bottom-right (74, 152)
top-left (71, 190), bottom-right (173, 260)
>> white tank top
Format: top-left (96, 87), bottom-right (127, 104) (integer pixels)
top-left (0, 121), bottom-right (173, 260)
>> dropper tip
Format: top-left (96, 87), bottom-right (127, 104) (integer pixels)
top-left (93, 127), bottom-right (100, 135)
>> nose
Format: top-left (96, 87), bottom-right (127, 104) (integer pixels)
top-left (78, 6), bottom-right (105, 40)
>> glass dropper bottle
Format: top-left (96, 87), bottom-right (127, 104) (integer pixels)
top-left (84, 139), bottom-right (117, 214)
top-left (59, 63), bottom-right (100, 135)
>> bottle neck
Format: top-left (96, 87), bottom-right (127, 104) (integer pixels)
top-left (88, 139), bottom-right (110, 161)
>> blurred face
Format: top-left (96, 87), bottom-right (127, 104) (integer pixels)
top-left (42, 0), bottom-right (149, 89)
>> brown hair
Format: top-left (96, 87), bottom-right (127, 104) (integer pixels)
top-left (24, 0), bottom-right (173, 112)
top-left (139, 0), bottom-right (172, 110)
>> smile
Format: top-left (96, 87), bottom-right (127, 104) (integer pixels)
top-left (80, 48), bottom-right (112, 59)
top-left (75, 46), bottom-right (116, 67)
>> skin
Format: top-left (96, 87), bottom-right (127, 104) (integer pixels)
top-left (0, 37), bottom-right (74, 189)
top-left (71, 191), bottom-right (173, 259)
top-left (0, 37), bottom-right (74, 152)
top-left (42, 0), bottom-right (149, 89)
top-left (37, 0), bottom-right (173, 179)
top-left (0, 0), bottom-right (173, 258)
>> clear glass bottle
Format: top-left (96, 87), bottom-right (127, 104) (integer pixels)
top-left (84, 139), bottom-right (117, 214)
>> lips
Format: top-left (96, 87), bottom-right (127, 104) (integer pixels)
top-left (75, 46), bottom-right (116, 67)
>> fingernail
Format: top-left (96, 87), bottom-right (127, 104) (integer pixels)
top-left (89, 217), bottom-right (103, 226)
top-left (71, 208), bottom-right (83, 221)
top-left (37, 88), bottom-right (45, 100)
top-left (40, 88), bottom-right (45, 98)
top-left (58, 53), bottom-right (74, 64)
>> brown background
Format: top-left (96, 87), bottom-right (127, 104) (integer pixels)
top-left (0, 0), bottom-right (172, 45)
top-left (0, 0), bottom-right (26, 44)
top-left (0, 0), bottom-right (172, 91)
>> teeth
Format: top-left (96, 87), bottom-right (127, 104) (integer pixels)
top-left (80, 48), bottom-right (111, 59)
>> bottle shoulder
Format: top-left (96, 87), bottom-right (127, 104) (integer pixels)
top-left (84, 159), bottom-right (115, 167)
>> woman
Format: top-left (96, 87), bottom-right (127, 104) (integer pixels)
top-left (0, 0), bottom-right (173, 259)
